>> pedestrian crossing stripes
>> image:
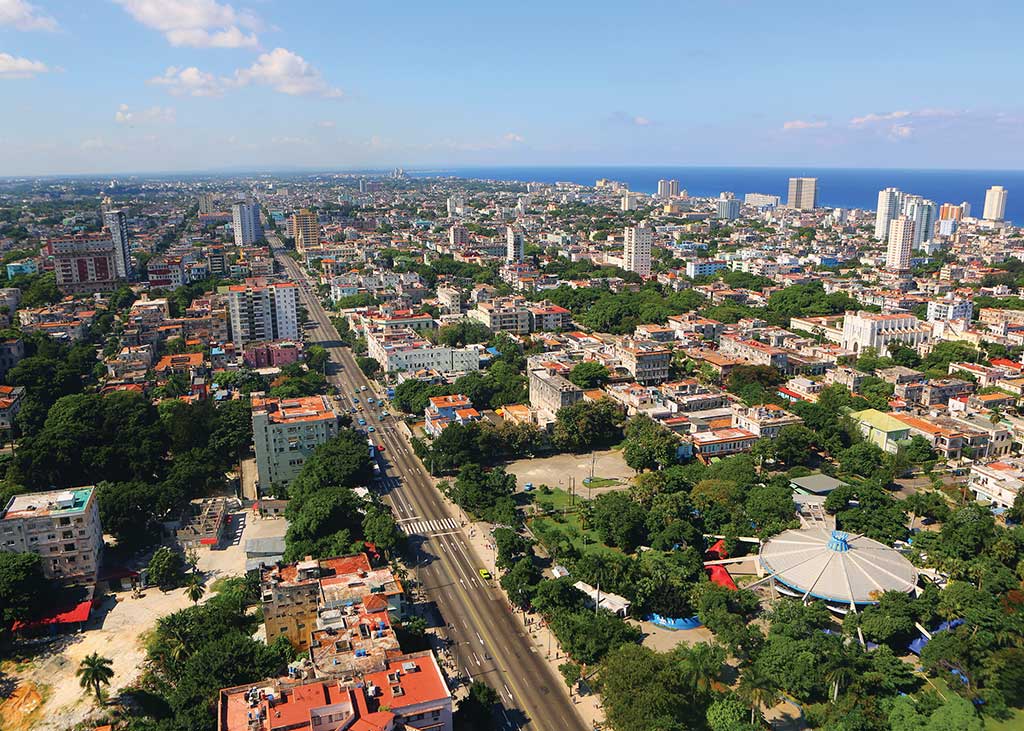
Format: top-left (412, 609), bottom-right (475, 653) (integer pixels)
top-left (400, 517), bottom-right (459, 535)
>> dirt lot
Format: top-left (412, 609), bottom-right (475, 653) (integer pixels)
top-left (0, 509), bottom-right (287, 731)
top-left (505, 449), bottom-right (634, 496)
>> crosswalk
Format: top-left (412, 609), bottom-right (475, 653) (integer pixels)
top-left (399, 517), bottom-right (459, 536)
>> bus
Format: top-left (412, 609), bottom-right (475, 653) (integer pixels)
top-left (367, 438), bottom-right (376, 460)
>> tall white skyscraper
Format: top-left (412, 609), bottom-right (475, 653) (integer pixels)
top-left (716, 194), bottom-right (741, 221)
top-left (505, 225), bottom-right (524, 263)
top-left (886, 216), bottom-right (915, 271)
top-left (903, 196), bottom-right (938, 248)
top-left (874, 187), bottom-right (905, 240)
top-left (983, 185), bottom-right (1008, 221)
top-left (657, 179), bottom-right (680, 198)
top-left (232, 202), bottom-right (263, 246)
top-left (103, 209), bottom-right (133, 280)
top-left (787, 177), bottom-right (818, 210)
top-left (623, 222), bottom-right (653, 277)
top-left (226, 280), bottom-right (299, 347)
top-left (446, 195), bottom-right (464, 217)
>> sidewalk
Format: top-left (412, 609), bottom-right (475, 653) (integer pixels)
top-left (462, 517), bottom-right (607, 730)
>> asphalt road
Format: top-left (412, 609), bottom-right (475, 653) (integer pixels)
top-left (269, 238), bottom-right (588, 731)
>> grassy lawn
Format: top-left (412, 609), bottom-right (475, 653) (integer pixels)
top-left (529, 511), bottom-right (620, 559)
top-left (532, 487), bottom-right (582, 514)
top-left (582, 476), bottom-right (620, 489)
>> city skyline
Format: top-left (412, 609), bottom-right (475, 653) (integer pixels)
top-left (2, 0), bottom-right (1024, 175)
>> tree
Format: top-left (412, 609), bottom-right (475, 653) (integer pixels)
top-left (621, 415), bottom-right (678, 472)
top-left (148, 546), bottom-right (186, 589)
top-left (500, 557), bottom-right (540, 608)
top-left (839, 441), bottom-right (887, 478)
top-left (558, 661), bottom-right (581, 693)
top-left (568, 361), bottom-right (610, 389)
top-left (771, 425), bottom-right (816, 468)
top-left (0, 551), bottom-right (53, 629)
top-left (284, 487), bottom-right (365, 561)
top-left (552, 399), bottom-right (624, 453)
top-left (590, 491), bottom-right (648, 552)
top-left (361, 505), bottom-right (404, 558)
top-left (356, 356), bottom-right (381, 378)
top-left (493, 527), bottom-right (533, 571)
top-left (305, 345), bottom-right (328, 372)
top-left (77, 652), bottom-right (114, 705)
top-left (285, 431), bottom-right (374, 507)
top-left (738, 665), bottom-right (779, 725)
top-left (186, 572), bottom-right (206, 605)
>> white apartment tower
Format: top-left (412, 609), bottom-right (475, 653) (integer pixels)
top-left (874, 187), bottom-right (905, 240)
top-left (226, 280), bottom-right (299, 347)
top-left (657, 179), bottom-right (680, 198)
top-left (505, 225), bottom-right (524, 263)
top-left (103, 209), bottom-right (133, 280)
top-left (886, 216), bottom-right (915, 271)
top-left (232, 202), bottom-right (263, 246)
top-left (623, 222), bottom-right (653, 277)
top-left (984, 186), bottom-right (1008, 221)
top-left (787, 177), bottom-right (818, 210)
top-left (903, 196), bottom-right (938, 248)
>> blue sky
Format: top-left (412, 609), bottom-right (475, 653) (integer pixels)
top-left (1, 0), bottom-right (1023, 175)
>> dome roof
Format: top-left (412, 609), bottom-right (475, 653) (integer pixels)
top-left (759, 528), bottom-right (918, 606)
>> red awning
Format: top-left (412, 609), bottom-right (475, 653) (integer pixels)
top-left (12, 599), bottom-right (94, 632)
top-left (707, 565), bottom-right (737, 591)
top-left (200, 537), bottom-right (219, 545)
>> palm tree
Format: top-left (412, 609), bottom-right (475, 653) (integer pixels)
top-left (682, 642), bottom-right (725, 696)
top-left (76, 653), bottom-right (114, 705)
top-left (825, 662), bottom-right (855, 702)
top-left (739, 665), bottom-right (779, 725)
top-left (186, 572), bottom-right (206, 605)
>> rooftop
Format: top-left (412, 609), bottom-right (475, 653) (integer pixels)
top-left (3, 487), bottom-right (94, 520)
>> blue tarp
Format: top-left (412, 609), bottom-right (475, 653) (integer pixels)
top-left (646, 614), bottom-right (703, 630)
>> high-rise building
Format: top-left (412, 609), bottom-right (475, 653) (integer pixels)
top-left (448, 224), bottom-right (469, 249)
top-left (903, 197), bottom-right (937, 247)
top-left (621, 192), bottom-right (640, 211)
top-left (623, 222), bottom-right (653, 277)
top-left (231, 202), bottom-right (263, 246)
top-left (291, 208), bottom-right (319, 254)
top-left (716, 193), bottom-right (740, 221)
top-left (744, 193), bottom-right (781, 207)
top-left (657, 179), bottom-right (680, 198)
top-left (446, 195), bottom-right (464, 217)
top-left (875, 187), bottom-right (905, 240)
top-left (226, 279), bottom-right (299, 347)
top-left (505, 225), bottom-right (524, 263)
top-left (886, 216), bottom-right (915, 271)
top-left (939, 203), bottom-right (965, 221)
top-left (787, 177), bottom-right (818, 210)
top-left (198, 192), bottom-right (217, 214)
top-left (47, 233), bottom-right (121, 293)
top-left (103, 209), bottom-right (133, 280)
top-left (984, 185), bottom-right (1008, 221)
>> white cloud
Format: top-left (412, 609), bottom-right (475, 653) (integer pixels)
top-left (0, 0), bottom-right (57, 31)
top-left (632, 116), bottom-right (651, 126)
top-left (0, 52), bottom-right (49, 78)
top-left (115, 103), bottom-right (176, 124)
top-left (148, 65), bottom-right (226, 96)
top-left (503, 132), bottom-right (524, 143)
top-left (849, 110), bottom-right (911, 127)
top-left (113, 0), bottom-right (259, 48)
top-left (783, 119), bottom-right (827, 131)
top-left (236, 48), bottom-right (341, 97)
top-left (890, 124), bottom-right (914, 139)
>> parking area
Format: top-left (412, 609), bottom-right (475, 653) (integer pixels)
top-left (505, 449), bottom-right (634, 496)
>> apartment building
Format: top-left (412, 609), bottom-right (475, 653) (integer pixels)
top-left (251, 393), bottom-right (340, 491)
top-left (0, 385), bottom-right (25, 431)
top-left (1, 487), bottom-right (103, 582)
top-left (528, 303), bottom-right (572, 332)
top-left (731, 403), bottom-right (804, 438)
top-left (718, 333), bottom-right (789, 370)
top-left (231, 202), bottom-right (263, 246)
top-left (46, 233), bottom-right (122, 293)
top-left (615, 339), bottom-right (671, 385)
top-left (529, 367), bottom-right (583, 424)
top-left (840, 311), bottom-right (930, 356)
top-left (424, 394), bottom-right (480, 437)
top-left (226, 280), bottom-right (299, 347)
top-left (690, 428), bottom-right (758, 460)
top-left (366, 327), bottom-right (479, 374)
top-left (685, 260), bottom-right (727, 279)
top-left (0, 337), bottom-right (25, 381)
top-left (968, 458), bottom-right (1024, 508)
top-left (927, 297), bottom-right (973, 322)
top-left (468, 296), bottom-right (532, 334)
top-left (217, 651), bottom-right (452, 731)
top-left (291, 208), bottom-right (320, 253)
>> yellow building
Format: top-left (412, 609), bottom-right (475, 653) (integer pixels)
top-left (291, 208), bottom-right (319, 254)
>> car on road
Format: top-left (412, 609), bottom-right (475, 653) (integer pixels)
top-left (353, 397), bottom-right (359, 404)
top-left (367, 397), bottom-right (375, 404)
top-left (379, 412), bottom-right (387, 420)
top-left (377, 444), bottom-right (385, 452)
top-left (478, 569), bottom-right (491, 580)
top-left (358, 418), bottom-right (366, 426)
top-left (361, 385), bottom-right (367, 391)
top-left (350, 408), bottom-right (357, 414)
top-left (368, 426), bottom-right (375, 432)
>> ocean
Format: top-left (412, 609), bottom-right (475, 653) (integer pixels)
top-left (413, 166), bottom-right (1024, 223)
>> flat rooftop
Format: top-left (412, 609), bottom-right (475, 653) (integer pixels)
top-left (3, 487), bottom-right (93, 520)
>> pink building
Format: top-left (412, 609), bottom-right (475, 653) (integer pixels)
top-left (243, 340), bottom-right (303, 369)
